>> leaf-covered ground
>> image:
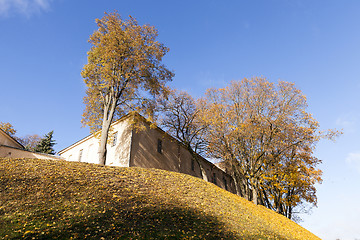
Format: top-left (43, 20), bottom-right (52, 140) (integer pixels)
top-left (0, 158), bottom-right (320, 239)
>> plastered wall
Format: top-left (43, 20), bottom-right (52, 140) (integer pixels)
top-left (130, 120), bottom-right (236, 194)
top-left (59, 118), bottom-right (132, 167)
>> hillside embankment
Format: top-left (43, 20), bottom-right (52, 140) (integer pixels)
top-left (0, 158), bottom-right (320, 239)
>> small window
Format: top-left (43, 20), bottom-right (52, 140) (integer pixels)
top-left (157, 139), bottom-right (162, 154)
top-left (68, 155), bottom-right (72, 161)
top-left (212, 173), bottom-right (217, 185)
top-left (223, 177), bottom-right (228, 190)
top-left (191, 158), bottom-right (195, 171)
top-left (112, 132), bottom-right (118, 147)
top-left (78, 149), bottom-right (83, 162)
top-left (177, 144), bottom-right (181, 159)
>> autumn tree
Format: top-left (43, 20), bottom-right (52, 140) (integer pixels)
top-left (260, 143), bottom-right (323, 220)
top-left (0, 122), bottom-right (17, 136)
top-left (81, 12), bottom-right (173, 165)
top-left (157, 90), bottom-right (209, 180)
top-left (199, 77), bottom-right (339, 220)
top-left (18, 134), bottom-right (42, 151)
top-left (33, 131), bottom-right (56, 155)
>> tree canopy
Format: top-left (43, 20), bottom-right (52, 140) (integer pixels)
top-left (19, 134), bottom-right (42, 151)
top-left (157, 90), bottom-right (209, 180)
top-left (157, 90), bottom-right (207, 154)
top-left (81, 12), bottom-right (173, 165)
top-left (197, 77), bottom-right (340, 220)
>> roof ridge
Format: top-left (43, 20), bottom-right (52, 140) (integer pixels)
top-left (0, 128), bottom-right (25, 149)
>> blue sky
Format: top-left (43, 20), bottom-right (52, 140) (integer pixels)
top-left (1, 0), bottom-right (360, 239)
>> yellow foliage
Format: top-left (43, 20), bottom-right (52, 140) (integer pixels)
top-left (80, 11), bottom-right (173, 165)
top-left (198, 77), bottom-right (341, 219)
top-left (0, 122), bottom-right (16, 136)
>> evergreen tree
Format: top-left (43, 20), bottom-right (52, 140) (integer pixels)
top-left (34, 131), bottom-right (56, 155)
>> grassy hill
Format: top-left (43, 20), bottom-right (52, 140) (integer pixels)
top-left (0, 158), bottom-right (320, 240)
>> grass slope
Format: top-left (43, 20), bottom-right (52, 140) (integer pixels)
top-left (0, 158), bottom-right (319, 240)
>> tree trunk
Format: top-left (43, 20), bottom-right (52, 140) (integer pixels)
top-left (98, 120), bottom-right (111, 165)
top-left (288, 206), bottom-right (292, 220)
top-left (251, 181), bottom-right (258, 204)
top-left (231, 168), bottom-right (247, 197)
top-left (242, 177), bottom-right (250, 201)
top-left (196, 158), bottom-right (208, 182)
top-left (232, 173), bottom-right (242, 196)
top-left (98, 95), bottom-right (117, 165)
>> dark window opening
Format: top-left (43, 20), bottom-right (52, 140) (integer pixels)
top-left (177, 144), bottom-right (181, 159)
top-left (157, 139), bottom-right (162, 154)
top-left (112, 132), bottom-right (118, 147)
top-left (223, 177), bottom-right (228, 190)
top-left (191, 158), bottom-right (195, 171)
top-left (212, 172), bottom-right (217, 185)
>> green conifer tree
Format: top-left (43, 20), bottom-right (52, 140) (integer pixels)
top-left (34, 131), bottom-right (56, 155)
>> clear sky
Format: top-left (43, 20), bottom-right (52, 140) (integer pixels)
top-left (1, 0), bottom-right (360, 239)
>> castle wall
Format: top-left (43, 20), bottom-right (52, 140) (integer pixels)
top-left (59, 113), bottom-right (236, 194)
top-left (129, 121), bottom-right (182, 172)
top-left (59, 117), bottom-right (132, 167)
top-left (129, 119), bottom-right (236, 194)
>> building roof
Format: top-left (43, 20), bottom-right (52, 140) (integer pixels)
top-left (0, 128), bottom-right (24, 149)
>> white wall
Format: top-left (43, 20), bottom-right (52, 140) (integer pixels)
top-left (61, 135), bottom-right (99, 164)
top-left (59, 117), bottom-right (133, 167)
top-left (105, 118), bottom-right (132, 166)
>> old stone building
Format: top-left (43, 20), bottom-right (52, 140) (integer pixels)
top-left (59, 113), bottom-right (236, 193)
